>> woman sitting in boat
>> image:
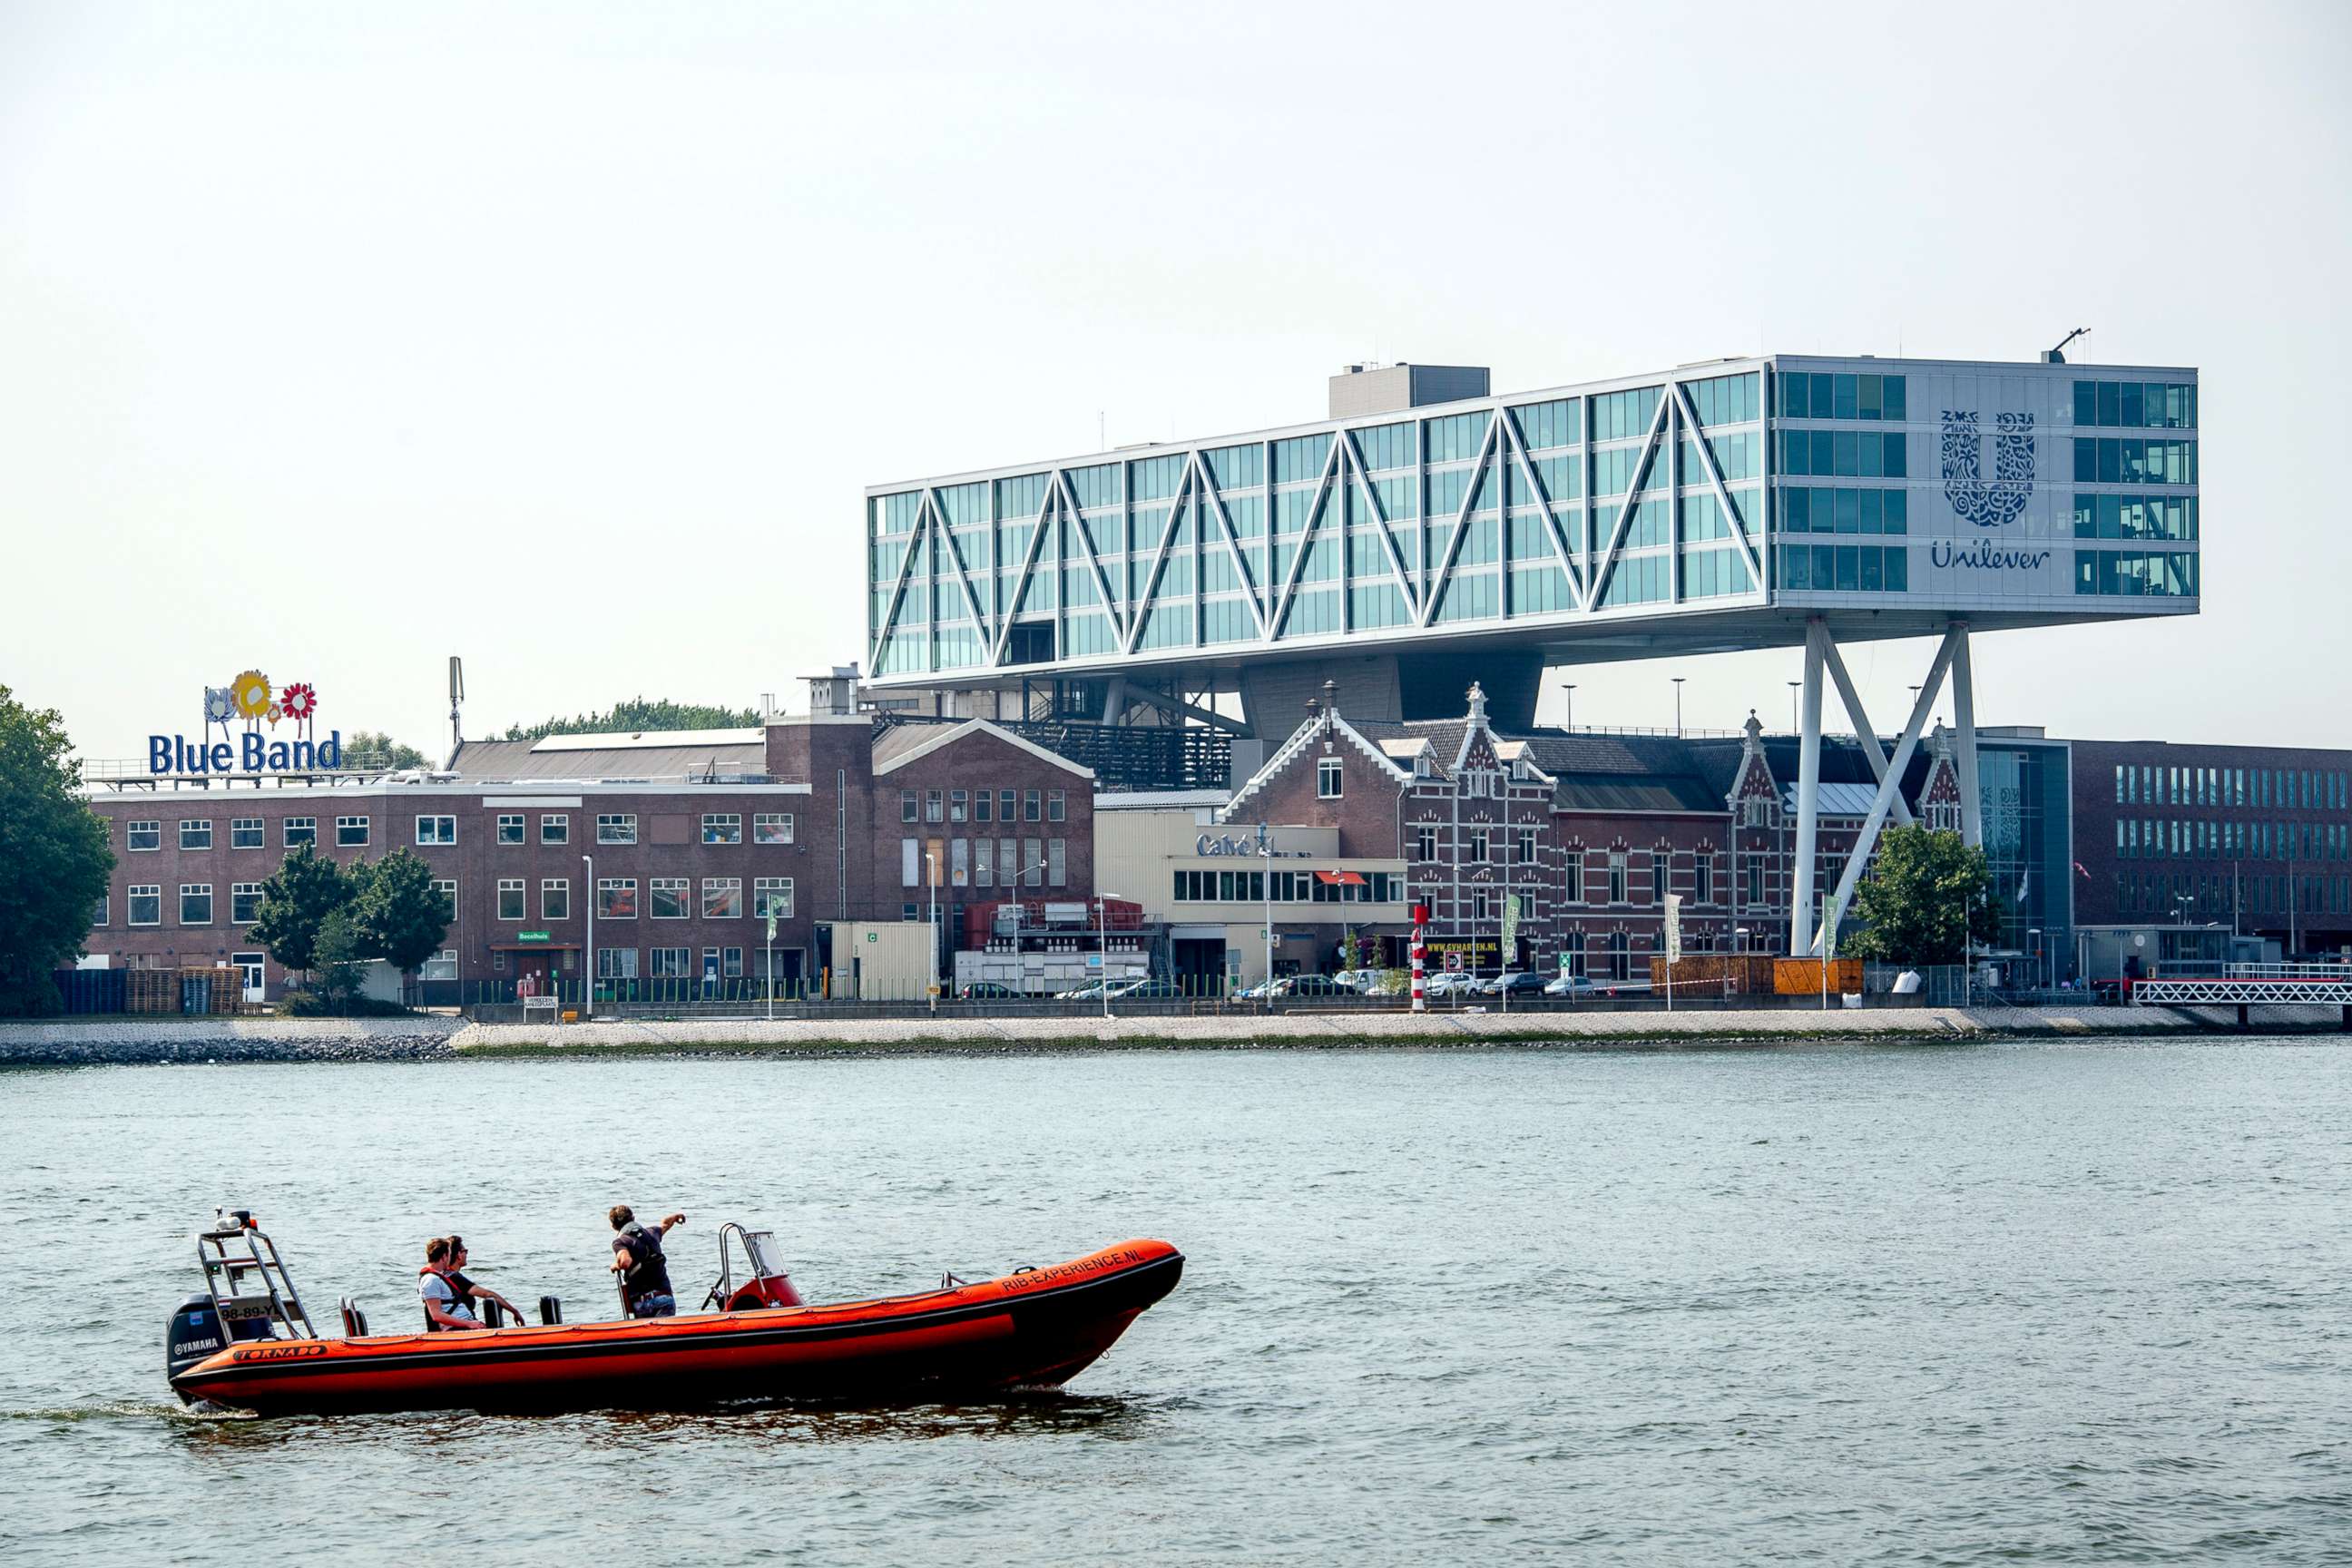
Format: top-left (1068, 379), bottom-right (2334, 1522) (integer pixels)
top-left (608, 1205), bottom-right (685, 1318)
top-left (423, 1235), bottom-right (525, 1328)
top-left (419, 1238), bottom-right (487, 1331)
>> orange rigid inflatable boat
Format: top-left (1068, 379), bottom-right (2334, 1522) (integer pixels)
top-left (165, 1212), bottom-right (1182, 1416)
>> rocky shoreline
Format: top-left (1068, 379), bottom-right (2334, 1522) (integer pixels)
top-left (2, 1004), bottom-right (2342, 1064)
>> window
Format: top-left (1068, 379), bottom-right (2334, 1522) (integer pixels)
top-left (128, 886), bottom-right (162, 925)
top-left (1024, 789), bottom-right (1042, 822)
top-left (595, 946), bottom-right (638, 980)
top-left (542, 879), bottom-right (571, 921)
top-left (179, 819), bottom-right (212, 851)
top-left (496, 813), bottom-right (525, 845)
top-left (902, 838), bottom-right (920, 887)
top-left (1694, 856), bottom-right (1712, 905)
top-left (975, 789), bottom-right (993, 823)
top-left (702, 814), bottom-right (742, 845)
top-left (493, 879), bottom-right (525, 920)
top-left (1517, 827), bottom-right (1537, 865)
top-left (1048, 838), bottom-right (1067, 887)
top-left (948, 789), bottom-right (967, 823)
top-left (1473, 889), bottom-right (1492, 922)
top-left (720, 947), bottom-right (743, 978)
top-left (1608, 852), bottom-right (1629, 905)
top-left (127, 820), bottom-right (161, 852)
top-left (1024, 839), bottom-right (1044, 887)
top-left (416, 815), bottom-right (456, 846)
top-left (231, 883), bottom-right (263, 924)
top-left (180, 884), bottom-right (213, 925)
top-left (753, 812), bottom-right (793, 844)
top-left (999, 789), bottom-right (1017, 822)
top-left (279, 817), bottom-right (314, 847)
top-left (597, 878), bottom-right (638, 918)
top-left (649, 947), bottom-right (691, 979)
top-left (231, 818), bottom-right (264, 849)
top-left (331, 815), bottom-right (368, 848)
top-left (753, 877), bottom-right (793, 919)
top-left (926, 789), bottom-right (944, 823)
top-left (93, 893), bottom-right (109, 926)
top-left (1466, 827), bottom-right (1489, 863)
top-left (901, 789), bottom-right (919, 823)
top-left (432, 879), bottom-right (457, 920)
top-left (650, 877), bottom-right (691, 919)
top-left (598, 813), bottom-right (637, 845)
top-left (1642, 851), bottom-right (1661, 906)
top-left (541, 814), bottom-right (569, 845)
top-left (1047, 789), bottom-right (1066, 823)
top-left (1414, 824), bottom-right (1437, 861)
top-left (1317, 758), bottom-right (1344, 799)
top-left (420, 950), bottom-right (458, 982)
top-left (702, 878), bottom-right (742, 919)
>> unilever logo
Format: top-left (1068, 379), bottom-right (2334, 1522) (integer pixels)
top-left (1940, 409), bottom-right (2034, 529)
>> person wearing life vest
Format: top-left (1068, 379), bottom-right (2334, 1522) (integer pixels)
top-left (419, 1238), bottom-right (486, 1331)
top-left (416, 1235), bottom-right (526, 1328)
top-left (609, 1205), bottom-right (685, 1318)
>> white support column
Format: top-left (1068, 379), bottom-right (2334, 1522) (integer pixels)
top-left (1814, 629), bottom-right (1961, 949)
top-left (1100, 674), bottom-right (1127, 725)
top-left (1949, 620), bottom-right (1983, 850)
top-left (1790, 619), bottom-right (1827, 956)
top-left (1820, 638), bottom-right (1913, 827)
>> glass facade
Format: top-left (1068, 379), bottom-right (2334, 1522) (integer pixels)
top-left (867, 357), bottom-right (2195, 681)
top-left (1977, 741), bottom-right (2071, 964)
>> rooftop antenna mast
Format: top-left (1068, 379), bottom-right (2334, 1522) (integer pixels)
top-left (445, 656), bottom-right (466, 770)
top-left (2044, 327), bottom-right (2091, 365)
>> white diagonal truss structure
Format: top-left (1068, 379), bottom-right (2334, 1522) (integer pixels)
top-left (868, 365), bottom-right (1771, 681)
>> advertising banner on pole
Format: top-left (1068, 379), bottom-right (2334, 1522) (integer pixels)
top-left (1664, 893), bottom-right (1683, 964)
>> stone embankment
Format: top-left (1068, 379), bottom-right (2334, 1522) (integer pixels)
top-left (2, 1004), bottom-right (2340, 1064)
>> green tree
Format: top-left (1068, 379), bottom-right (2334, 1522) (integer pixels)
top-left (504, 697), bottom-right (760, 741)
top-left (1841, 825), bottom-right (2004, 966)
top-left (309, 907), bottom-right (367, 1011)
top-left (249, 843), bottom-right (352, 976)
top-left (0, 688), bottom-right (115, 1015)
top-left (350, 848), bottom-right (451, 983)
top-left (342, 730), bottom-right (430, 769)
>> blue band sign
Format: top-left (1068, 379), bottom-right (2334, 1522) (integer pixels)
top-left (151, 670), bottom-right (342, 774)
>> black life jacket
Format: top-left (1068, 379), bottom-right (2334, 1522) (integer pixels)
top-left (616, 1223), bottom-right (673, 1303)
top-left (421, 1268), bottom-right (473, 1332)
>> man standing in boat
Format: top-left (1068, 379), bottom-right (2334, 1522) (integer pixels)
top-left (609, 1205), bottom-right (685, 1318)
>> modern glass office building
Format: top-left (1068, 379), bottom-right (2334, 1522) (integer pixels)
top-left (865, 354), bottom-right (2200, 737)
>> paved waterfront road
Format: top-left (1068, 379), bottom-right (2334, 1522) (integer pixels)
top-left (5, 1040), bottom-right (2347, 1564)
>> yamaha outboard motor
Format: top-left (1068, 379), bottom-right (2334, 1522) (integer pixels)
top-left (165, 1293), bottom-right (228, 1400)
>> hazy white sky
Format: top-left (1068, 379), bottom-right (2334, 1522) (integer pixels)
top-left (5, 1), bottom-right (2347, 762)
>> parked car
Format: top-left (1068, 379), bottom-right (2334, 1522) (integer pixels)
top-left (1543, 973), bottom-right (1601, 999)
top-left (956, 982), bottom-right (1027, 1001)
top-left (1475, 971), bottom-right (1549, 997)
top-left (1056, 980), bottom-right (1112, 1000)
top-left (1269, 973), bottom-right (1350, 998)
top-left (1423, 970), bottom-right (1478, 999)
top-left (1109, 977), bottom-right (1186, 1001)
top-left (1330, 968), bottom-right (1384, 995)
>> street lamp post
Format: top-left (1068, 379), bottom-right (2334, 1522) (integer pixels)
top-left (580, 852), bottom-right (594, 1021)
top-left (1562, 683), bottom-right (1576, 733)
top-left (1672, 676), bottom-right (1685, 738)
top-left (1788, 681), bottom-right (1800, 735)
top-left (1259, 823), bottom-right (1274, 1011)
top-left (926, 851), bottom-right (940, 1013)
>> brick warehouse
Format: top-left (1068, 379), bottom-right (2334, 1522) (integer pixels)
top-left (79, 681), bottom-right (1095, 1003)
top-left (2069, 739), bottom-right (2352, 959)
top-left (1212, 683), bottom-right (2067, 982)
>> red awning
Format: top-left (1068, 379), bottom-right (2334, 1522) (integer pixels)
top-left (1314, 869), bottom-right (1367, 887)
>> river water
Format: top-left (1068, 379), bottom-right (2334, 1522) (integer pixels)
top-left (4, 1039), bottom-right (2347, 1564)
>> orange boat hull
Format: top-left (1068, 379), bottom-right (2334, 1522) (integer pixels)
top-left (172, 1240), bottom-right (1181, 1416)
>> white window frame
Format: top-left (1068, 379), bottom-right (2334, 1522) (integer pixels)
top-left (496, 878), bottom-right (526, 921)
top-left (93, 893), bottom-right (110, 926)
top-left (541, 813), bottom-right (570, 845)
top-left (337, 815), bottom-right (371, 847)
top-left (126, 820), bottom-right (161, 852)
top-left (701, 813), bottom-right (742, 845)
top-left (231, 882), bottom-right (264, 925)
top-left (432, 879), bottom-right (457, 919)
top-left (179, 819), bottom-right (212, 851)
top-left (1318, 759), bottom-right (1344, 799)
top-left (752, 877), bottom-right (794, 919)
top-left (542, 878), bottom-right (571, 921)
top-left (416, 815), bottom-right (456, 846)
top-left (496, 813), bottom-right (525, 846)
top-left (902, 838), bottom-right (919, 887)
top-left (649, 946), bottom-right (692, 979)
top-left (753, 812), bottom-right (794, 845)
top-left (598, 878), bottom-right (638, 919)
top-left (284, 817), bottom-right (317, 848)
top-left (1048, 838), bottom-right (1067, 887)
top-left (179, 883), bottom-right (213, 926)
top-left (701, 877), bottom-right (742, 919)
top-left (230, 818), bottom-right (264, 849)
top-left (597, 813), bottom-right (637, 845)
top-left (650, 877), bottom-right (691, 919)
top-left (420, 949), bottom-right (458, 982)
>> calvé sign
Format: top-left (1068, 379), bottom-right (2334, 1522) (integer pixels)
top-left (150, 669), bottom-right (342, 774)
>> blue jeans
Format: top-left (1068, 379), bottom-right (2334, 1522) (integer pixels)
top-left (630, 1292), bottom-right (676, 1318)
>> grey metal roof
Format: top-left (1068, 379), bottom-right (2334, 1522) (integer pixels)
top-left (448, 737), bottom-right (769, 782)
